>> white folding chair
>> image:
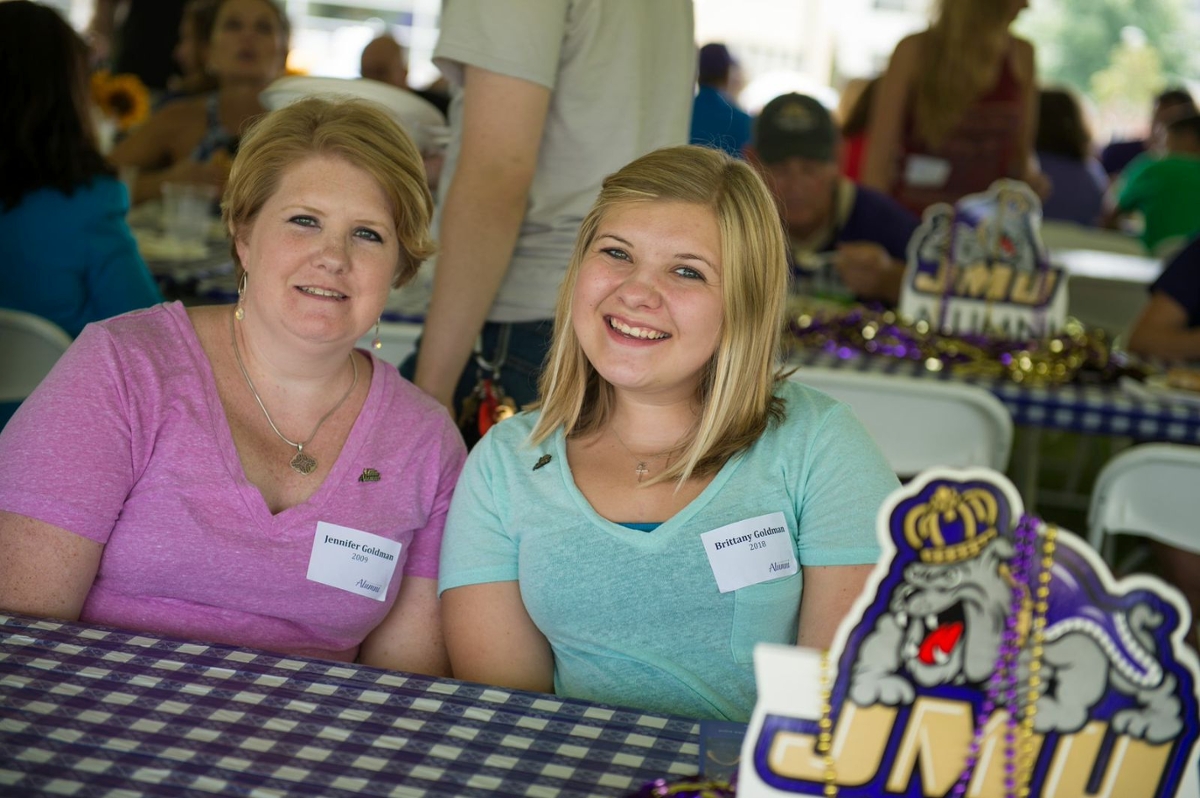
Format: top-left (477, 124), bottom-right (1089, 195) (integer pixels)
top-left (1087, 443), bottom-right (1200, 568)
top-left (358, 321), bottom-right (422, 368)
top-left (788, 368), bottom-right (1014, 476)
top-left (0, 308), bottom-right (73, 404)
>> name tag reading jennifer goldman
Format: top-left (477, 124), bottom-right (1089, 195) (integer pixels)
top-left (307, 521), bottom-right (401, 601)
top-left (701, 512), bottom-right (797, 593)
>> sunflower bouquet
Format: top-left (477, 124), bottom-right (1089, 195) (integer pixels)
top-left (90, 70), bottom-right (150, 131)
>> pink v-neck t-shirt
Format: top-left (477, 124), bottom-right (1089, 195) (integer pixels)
top-left (0, 302), bottom-right (465, 661)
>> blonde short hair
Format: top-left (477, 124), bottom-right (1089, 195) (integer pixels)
top-left (531, 145), bottom-right (789, 484)
top-left (223, 96), bottom-right (435, 287)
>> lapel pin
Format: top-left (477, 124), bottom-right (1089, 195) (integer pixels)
top-left (533, 455), bottom-right (552, 471)
top-left (358, 468), bottom-right (381, 483)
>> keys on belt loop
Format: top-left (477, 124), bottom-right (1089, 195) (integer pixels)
top-left (458, 324), bottom-right (517, 439)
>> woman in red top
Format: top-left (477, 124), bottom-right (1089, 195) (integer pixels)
top-left (838, 77), bottom-right (878, 182)
top-left (861, 0), bottom-right (1045, 217)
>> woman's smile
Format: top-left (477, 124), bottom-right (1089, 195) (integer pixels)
top-left (605, 314), bottom-right (671, 341)
top-left (296, 285), bottom-right (348, 300)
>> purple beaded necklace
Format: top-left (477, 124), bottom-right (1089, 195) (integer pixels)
top-left (950, 514), bottom-right (1045, 798)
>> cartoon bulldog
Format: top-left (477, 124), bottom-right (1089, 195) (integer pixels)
top-left (848, 484), bottom-right (1185, 743)
top-left (911, 180), bottom-right (1042, 275)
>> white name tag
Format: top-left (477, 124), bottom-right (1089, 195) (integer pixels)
top-left (700, 512), bottom-right (798, 593)
top-left (306, 521), bottom-right (402, 602)
top-left (904, 154), bottom-right (952, 188)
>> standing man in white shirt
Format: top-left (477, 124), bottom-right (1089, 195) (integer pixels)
top-left (404, 0), bottom-right (695, 436)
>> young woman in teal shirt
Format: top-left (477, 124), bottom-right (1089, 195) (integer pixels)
top-left (438, 145), bottom-right (898, 721)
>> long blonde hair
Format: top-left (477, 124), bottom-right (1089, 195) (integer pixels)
top-left (914, 0), bottom-right (1015, 148)
top-left (531, 145), bottom-right (788, 485)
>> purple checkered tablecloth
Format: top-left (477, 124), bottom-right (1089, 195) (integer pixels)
top-left (0, 614), bottom-right (699, 797)
top-left (790, 348), bottom-right (1200, 444)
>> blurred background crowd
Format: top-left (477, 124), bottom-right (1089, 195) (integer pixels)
top-left (46, 0), bottom-right (1200, 144)
top-left (40, 0), bottom-right (1200, 236)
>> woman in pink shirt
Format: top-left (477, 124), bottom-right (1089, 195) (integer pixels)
top-left (0, 98), bottom-right (464, 673)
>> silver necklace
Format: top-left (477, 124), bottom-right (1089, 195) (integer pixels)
top-left (610, 426), bottom-right (680, 483)
top-left (230, 311), bottom-right (358, 475)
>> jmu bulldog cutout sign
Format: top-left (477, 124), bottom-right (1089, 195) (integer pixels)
top-left (738, 469), bottom-right (1200, 798)
top-left (898, 181), bottom-right (1069, 339)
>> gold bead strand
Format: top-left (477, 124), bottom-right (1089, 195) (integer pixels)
top-left (818, 649), bottom-right (838, 797)
top-left (1017, 524), bottom-right (1056, 797)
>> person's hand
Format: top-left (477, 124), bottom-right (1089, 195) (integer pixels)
top-left (834, 242), bottom-right (902, 304)
top-left (1023, 168), bottom-right (1052, 200)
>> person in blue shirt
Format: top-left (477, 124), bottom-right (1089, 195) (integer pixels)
top-left (689, 43), bottom-right (753, 159)
top-left (438, 145), bottom-right (898, 721)
top-left (1035, 87), bottom-right (1107, 227)
top-left (1126, 234), bottom-right (1200, 651)
top-left (0, 2), bottom-right (162, 430)
top-left (748, 92), bottom-right (920, 306)
top-left (1128, 235), bottom-right (1200, 361)
top-left (0, 1), bottom-right (162, 339)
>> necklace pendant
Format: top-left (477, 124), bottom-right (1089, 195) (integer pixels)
top-left (635, 461), bottom-right (648, 482)
top-left (290, 449), bottom-right (318, 475)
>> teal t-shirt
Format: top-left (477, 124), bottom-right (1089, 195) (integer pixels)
top-left (439, 380), bottom-right (899, 721)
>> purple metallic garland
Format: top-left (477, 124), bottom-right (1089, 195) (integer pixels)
top-left (789, 306), bottom-right (1131, 386)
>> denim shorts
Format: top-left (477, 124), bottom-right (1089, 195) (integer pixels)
top-left (399, 319), bottom-right (554, 414)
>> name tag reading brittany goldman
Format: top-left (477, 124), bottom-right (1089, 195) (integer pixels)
top-left (306, 521), bottom-right (402, 601)
top-left (700, 512), bottom-right (797, 593)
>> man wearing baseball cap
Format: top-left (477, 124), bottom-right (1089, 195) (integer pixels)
top-left (749, 92), bottom-right (919, 305)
